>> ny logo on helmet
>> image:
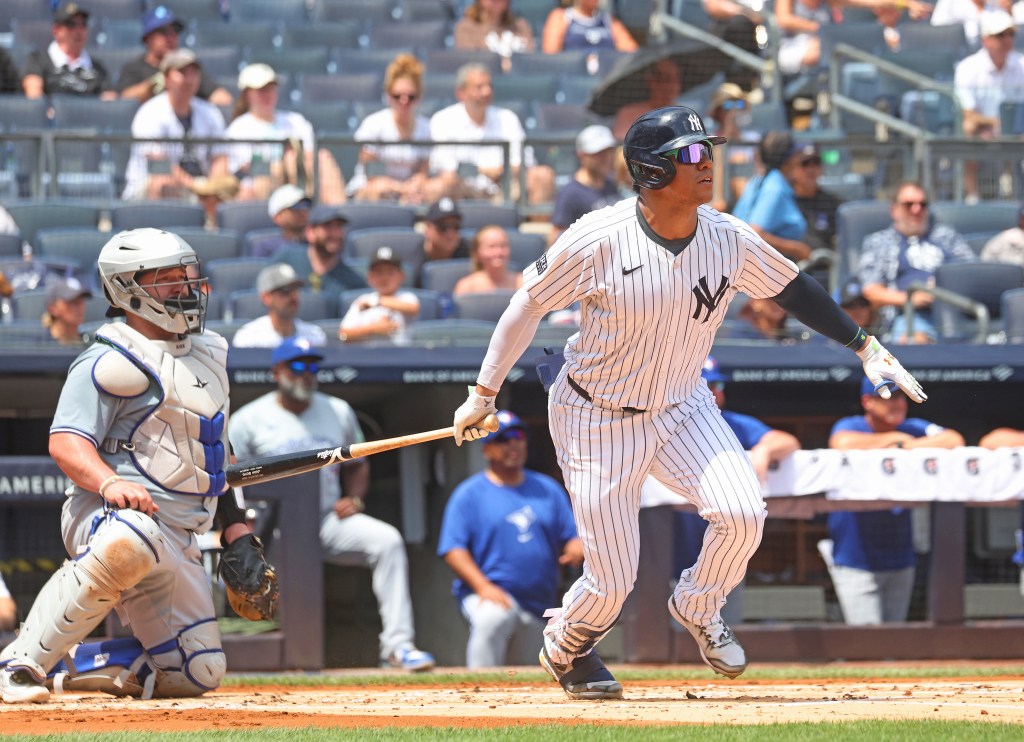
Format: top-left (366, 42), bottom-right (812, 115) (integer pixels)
top-left (688, 113), bottom-right (703, 131)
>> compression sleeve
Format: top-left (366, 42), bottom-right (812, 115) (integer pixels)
top-left (477, 288), bottom-right (548, 391)
top-left (771, 271), bottom-right (866, 348)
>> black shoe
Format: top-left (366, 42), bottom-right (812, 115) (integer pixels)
top-left (539, 647), bottom-right (623, 700)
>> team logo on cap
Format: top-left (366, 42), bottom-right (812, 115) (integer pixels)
top-left (688, 113), bottom-right (703, 131)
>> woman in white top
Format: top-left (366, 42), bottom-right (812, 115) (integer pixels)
top-left (226, 63), bottom-right (346, 202)
top-left (453, 225), bottom-right (523, 296)
top-left (348, 53), bottom-right (446, 204)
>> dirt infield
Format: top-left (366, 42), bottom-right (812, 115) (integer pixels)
top-left (3, 672), bottom-right (1024, 733)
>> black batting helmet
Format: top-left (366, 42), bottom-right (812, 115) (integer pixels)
top-left (623, 106), bottom-right (726, 190)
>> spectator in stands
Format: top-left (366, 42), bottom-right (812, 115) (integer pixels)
top-left (775, 0), bottom-right (930, 77)
top-left (230, 263), bottom-right (327, 349)
top-left (980, 202), bottom-right (1024, 266)
top-left (732, 131), bottom-right (814, 262)
top-left (733, 297), bottom-right (798, 342)
top-left (338, 247), bottom-right (420, 345)
top-left (0, 571), bottom-right (15, 634)
top-left (422, 198), bottom-right (471, 262)
top-left (438, 410), bottom-right (583, 668)
top-left (859, 181), bottom-right (976, 344)
top-left (22, 2), bottom-right (116, 100)
top-left (668, 357), bottom-right (801, 624)
top-left (792, 143), bottom-right (842, 254)
top-left (824, 376), bottom-right (964, 625)
top-left (226, 63), bottom-right (346, 203)
top-left (549, 124), bottom-right (620, 245)
top-left (248, 184), bottom-right (312, 259)
top-left (840, 284), bottom-right (877, 334)
top-left (122, 49), bottom-right (234, 222)
top-left (229, 337), bottom-right (436, 672)
top-left (703, 0), bottom-right (765, 72)
top-left (454, 0), bottom-right (535, 71)
top-left (954, 10), bottom-right (1024, 203)
top-left (349, 54), bottom-right (444, 204)
top-left (453, 225), bottom-right (523, 296)
top-left (0, 48), bottom-right (20, 95)
top-left (117, 5), bottom-right (233, 107)
top-left (40, 276), bottom-right (90, 347)
top-left (429, 64), bottom-right (555, 205)
top-left (708, 82), bottom-right (755, 213)
top-left (931, 0), bottom-right (996, 48)
top-left (270, 204), bottom-right (367, 296)
top-left (612, 59), bottom-right (684, 139)
top-left (541, 0), bottom-right (638, 54)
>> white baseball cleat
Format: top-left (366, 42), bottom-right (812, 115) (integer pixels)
top-left (668, 600), bottom-right (747, 679)
top-left (0, 661), bottom-right (50, 704)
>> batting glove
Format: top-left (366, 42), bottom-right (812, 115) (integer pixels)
top-left (856, 335), bottom-right (927, 403)
top-left (454, 389), bottom-right (497, 446)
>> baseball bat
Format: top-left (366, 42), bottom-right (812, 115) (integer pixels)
top-left (225, 414), bottom-right (501, 487)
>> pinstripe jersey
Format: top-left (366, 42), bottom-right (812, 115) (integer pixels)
top-left (521, 197), bottom-right (799, 411)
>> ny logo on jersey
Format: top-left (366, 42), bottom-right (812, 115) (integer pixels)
top-left (691, 276), bottom-right (729, 322)
top-left (688, 113), bottom-right (703, 132)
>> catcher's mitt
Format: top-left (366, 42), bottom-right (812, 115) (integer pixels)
top-left (218, 534), bottom-right (279, 621)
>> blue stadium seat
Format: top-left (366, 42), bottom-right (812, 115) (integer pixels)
top-left (365, 21), bottom-right (448, 51)
top-left (453, 289), bottom-right (516, 322)
top-left (231, 0), bottom-right (310, 23)
top-left (247, 47), bottom-right (332, 79)
top-left (173, 227), bottom-right (243, 262)
top-left (313, 0), bottom-right (397, 25)
top-left (340, 203), bottom-right (417, 231)
top-left (931, 201), bottom-right (1020, 237)
top-left (206, 257), bottom-right (272, 296)
top-left (154, 0), bottom-right (224, 23)
top-left (280, 21), bottom-right (361, 50)
top-left (420, 258), bottom-right (472, 293)
top-left (301, 73), bottom-right (383, 104)
top-left (1001, 288), bottom-right (1024, 344)
top-left (397, 0), bottom-right (457, 22)
top-left (51, 96), bottom-right (140, 133)
top-left (216, 200), bottom-right (275, 234)
top-left (407, 318), bottom-right (497, 346)
top-left (0, 234), bottom-right (23, 258)
top-left (835, 200), bottom-right (892, 289)
top-left (110, 202), bottom-right (206, 231)
top-left (11, 19), bottom-right (53, 51)
top-left (509, 51), bottom-right (589, 77)
top-left (457, 201), bottom-right (520, 229)
top-left (0, 0), bottom-right (50, 35)
top-left (932, 262), bottom-right (1024, 343)
top-left (7, 202), bottom-right (102, 248)
top-left (190, 21), bottom-right (278, 50)
top-left (228, 288), bottom-right (334, 321)
top-left (423, 48), bottom-right (502, 75)
top-left (35, 228), bottom-right (110, 266)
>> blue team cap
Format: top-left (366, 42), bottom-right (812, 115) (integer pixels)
top-left (141, 6), bottom-right (184, 41)
top-left (481, 410), bottom-right (526, 442)
top-left (701, 356), bottom-right (728, 384)
top-left (272, 336), bottom-right (324, 366)
top-left (861, 376), bottom-right (899, 397)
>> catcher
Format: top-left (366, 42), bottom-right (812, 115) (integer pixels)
top-left (0, 228), bottom-right (278, 704)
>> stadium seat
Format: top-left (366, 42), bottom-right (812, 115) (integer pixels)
top-left (931, 201), bottom-right (1020, 237)
top-left (931, 262), bottom-right (1024, 343)
top-left (313, 0), bottom-right (397, 25)
top-left (231, 0), bottom-right (309, 23)
top-left (173, 227), bottom-right (243, 262)
top-left (187, 46), bottom-right (243, 80)
top-left (509, 51), bottom-right (590, 77)
top-left (396, 0), bottom-right (457, 22)
top-left (534, 103), bottom-right (592, 133)
top-left (453, 290), bottom-right (516, 322)
top-left (0, 0), bottom-right (51, 35)
top-left (96, 19), bottom-right (146, 49)
top-left (423, 48), bottom-right (502, 75)
top-left (558, 75), bottom-right (599, 106)
top-left (457, 201), bottom-right (520, 229)
top-left (0, 96), bottom-right (50, 132)
top-left (50, 96), bottom-right (139, 133)
top-left (11, 290), bottom-right (109, 324)
top-left (228, 288), bottom-right (334, 322)
top-left (280, 21), bottom-right (361, 50)
top-left (10, 19), bottom-right (53, 52)
top-left (347, 228), bottom-right (425, 264)
top-left (301, 73), bottom-right (383, 104)
top-left (291, 101), bottom-right (355, 136)
top-left (0, 234), bottom-right (23, 258)
top-left (491, 75), bottom-right (559, 106)
top-left (216, 201), bottom-right (275, 234)
top-left (835, 200), bottom-right (892, 289)
top-left (340, 203), bottom-right (417, 231)
top-left (420, 258), bottom-right (471, 293)
top-left (1001, 288), bottom-right (1024, 344)
top-left (110, 202), bottom-right (207, 231)
top-left (7, 202), bottom-right (102, 249)
top-left (191, 21), bottom-right (278, 50)
top-left (248, 47), bottom-right (332, 79)
top-left (206, 257), bottom-right (272, 296)
top-left (896, 23), bottom-right (968, 58)
top-left (407, 318), bottom-right (497, 346)
top-left (35, 228), bottom-right (111, 266)
top-left (156, 0), bottom-right (224, 23)
top-left (365, 21), bottom-right (448, 51)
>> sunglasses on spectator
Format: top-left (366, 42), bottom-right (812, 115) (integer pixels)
top-left (663, 141), bottom-right (713, 164)
top-left (491, 429), bottom-right (526, 443)
top-left (389, 92), bottom-right (419, 103)
top-left (799, 156), bottom-right (822, 167)
top-left (720, 99), bottom-right (747, 111)
top-left (287, 360), bottom-right (319, 374)
top-left (898, 200), bottom-right (928, 209)
top-left (434, 221), bottom-right (461, 232)
top-left (272, 285), bottom-right (301, 295)
top-left (993, 30), bottom-right (1016, 39)
top-left (155, 26), bottom-right (180, 36)
top-left (62, 19), bottom-right (89, 29)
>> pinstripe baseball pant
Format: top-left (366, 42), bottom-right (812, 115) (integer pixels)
top-left (543, 377), bottom-right (766, 665)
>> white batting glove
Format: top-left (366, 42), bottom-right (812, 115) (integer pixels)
top-left (856, 335), bottom-right (927, 403)
top-left (453, 389), bottom-right (497, 446)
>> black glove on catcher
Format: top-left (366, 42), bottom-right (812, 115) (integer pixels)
top-left (218, 534), bottom-right (279, 621)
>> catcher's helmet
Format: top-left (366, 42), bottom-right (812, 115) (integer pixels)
top-left (623, 106), bottom-right (726, 190)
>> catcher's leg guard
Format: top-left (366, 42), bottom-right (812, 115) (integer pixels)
top-left (0, 509), bottom-right (164, 675)
top-left (48, 620), bottom-right (224, 699)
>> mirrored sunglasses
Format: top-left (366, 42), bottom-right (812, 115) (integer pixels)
top-left (721, 99), bottom-right (747, 111)
top-left (287, 360), bottom-right (319, 374)
top-left (664, 141), bottom-right (714, 164)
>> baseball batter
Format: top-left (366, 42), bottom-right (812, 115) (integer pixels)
top-left (453, 106), bottom-right (926, 700)
top-left (0, 229), bottom-right (271, 704)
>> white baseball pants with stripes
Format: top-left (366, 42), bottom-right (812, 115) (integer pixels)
top-left (544, 379), bottom-right (766, 665)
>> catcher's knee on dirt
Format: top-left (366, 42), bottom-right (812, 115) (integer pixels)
top-left (49, 620), bottom-right (225, 699)
top-left (0, 509), bottom-right (164, 672)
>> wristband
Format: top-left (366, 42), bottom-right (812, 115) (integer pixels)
top-left (98, 474), bottom-right (122, 497)
top-left (845, 327), bottom-right (869, 349)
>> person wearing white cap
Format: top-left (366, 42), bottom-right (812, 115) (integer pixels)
top-left (247, 184), bottom-right (312, 259)
top-left (230, 263), bottom-right (327, 349)
top-left (122, 48), bottom-right (232, 217)
top-left (338, 246), bottom-right (420, 345)
top-left (41, 276), bottom-right (92, 346)
top-left (225, 63), bottom-right (346, 203)
top-left (548, 125), bottom-right (620, 245)
top-left (954, 9), bottom-right (1024, 201)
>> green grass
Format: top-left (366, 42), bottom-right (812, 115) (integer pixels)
top-left (6, 721), bottom-right (1024, 742)
top-left (221, 663), bottom-right (1024, 687)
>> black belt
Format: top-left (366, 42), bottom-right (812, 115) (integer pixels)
top-left (566, 375), bottom-right (646, 414)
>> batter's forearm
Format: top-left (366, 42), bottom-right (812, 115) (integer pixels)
top-left (772, 272), bottom-right (864, 347)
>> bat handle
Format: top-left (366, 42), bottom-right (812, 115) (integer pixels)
top-left (474, 414), bottom-right (501, 434)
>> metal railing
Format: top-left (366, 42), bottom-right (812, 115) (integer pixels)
top-left (904, 282), bottom-right (990, 344)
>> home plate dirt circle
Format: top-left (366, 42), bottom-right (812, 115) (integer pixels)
top-left (3, 677), bottom-right (1024, 733)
